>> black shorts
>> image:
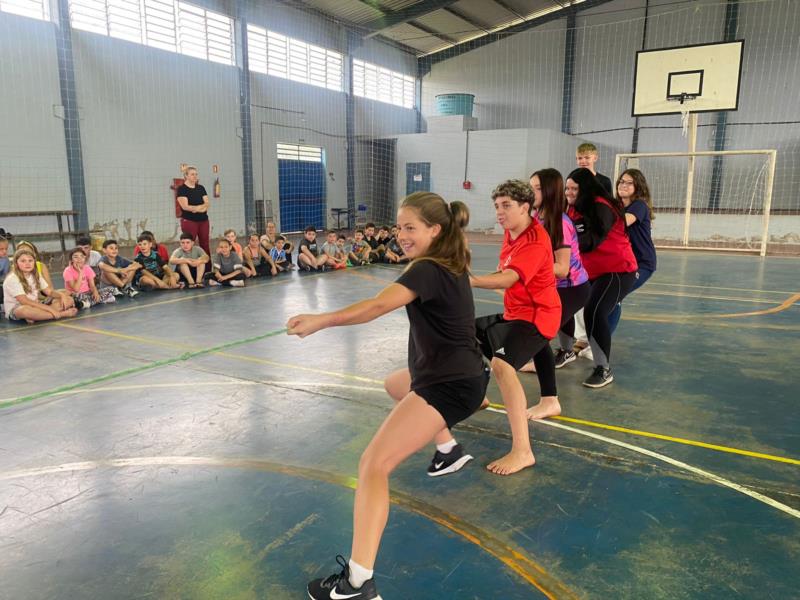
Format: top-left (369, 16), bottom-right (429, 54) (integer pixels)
top-left (414, 370), bottom-right (490, 429)
top-left (475, 314), bottom-right (550, 371)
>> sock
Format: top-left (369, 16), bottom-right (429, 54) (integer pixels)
top-left (436, 439), bottom-right (458, 454)
top-left (348, 558), bottom-right (373, 589)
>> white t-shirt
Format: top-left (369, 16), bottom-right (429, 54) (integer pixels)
top-left (2, 271), bottom-right (49, 318)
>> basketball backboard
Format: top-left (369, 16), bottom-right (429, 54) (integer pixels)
top-left (632, 40), bottom-right (744, 116)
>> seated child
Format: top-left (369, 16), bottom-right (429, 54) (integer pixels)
top-left (224, 229), bottom-right (244, 257)
top-left (297, 226), bottom-right (327, 271)
top-left (13, 241), bottom-right (74, 308)
top-left (347, 229), bottom-right (371, 266)
top-left (384, 227), bottom-right (407, 264)
top-left (0, 236), bottom-right (9, 315)
top-left (209, 238), bottom-right (245, 286)
top-left (135, 234), bottom-right (181, 290)
top-left (99, 239), bottom-right (142, 297)
top-left (243, 233), bottom-right (277, 277)
top-left (63, 247), bottom-right (116, 308)
top-left (169, 233), bottom-right (209, 288)
top-left (75, 234), bottom-right (103, 277)
top-left (336, 235), bottom-right (349, 266)
top-left (3, 248), bottom-right (77, 323)
top-left (269, 236), bottom-right (291, 272)
top-left (320, 230), bottom-right (347, 270)
top-left (134, 230), bottom-right (170, 262)
top-left (363, 222), bottom-right (384, 262)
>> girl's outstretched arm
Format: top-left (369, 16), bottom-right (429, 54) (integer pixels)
top-left (287, 283), bottom-right (416, 338)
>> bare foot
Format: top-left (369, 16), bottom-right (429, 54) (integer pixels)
top-left (486, 450), bottom-right (535, 475)
top-left (60, 308), bottom-right (78, 318)
top-left (479, 397), bottom-right (490, 411)
top-left (527, 396), bottom-right (561, 421)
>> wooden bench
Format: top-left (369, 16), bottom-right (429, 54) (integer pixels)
top-left (0, 211), bottom-right (86, 252)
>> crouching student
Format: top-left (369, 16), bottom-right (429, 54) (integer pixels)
top-left (169, 233), bottom-right (209, 288)
top-left (99, 239), bottom-right (142, 297)
top-left (135, 235), bottom-right (181, 290)
top-left (209, 238), bottom-right (245, 286)
top-left (269, 236), bottom-right (291, 272)
top-left (3, 248), bottom-right (77, 323)
top-left (64, 247), bottom-right (116, 308)
top-left (243, 233), bottom-right (277, 277)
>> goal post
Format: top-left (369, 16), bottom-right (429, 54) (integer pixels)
top-left (614, 149), bottom-right (778, 256)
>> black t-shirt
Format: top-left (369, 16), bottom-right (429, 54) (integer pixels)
top-left (595, 172), bottom-right (613, 196)
top-left (299, 238), bottom-right (318, 256)
top-left (396, 260), bottom-right (484, 389)
top-left (365, 236), bottom-right (380, 250)
top-left (177, 184), bottom-right (209, 222)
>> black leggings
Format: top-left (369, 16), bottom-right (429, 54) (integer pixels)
top-left (584, 272), bottom-right (637, 367)
top-left (531, 282), bottom-right (590, 396)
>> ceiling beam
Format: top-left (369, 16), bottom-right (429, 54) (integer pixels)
top-left (408, 20), bottom-right (460, 45)
top-left (419, 0), bottom-right (617, 70)
top-left (363, 0), bottom-right (460, 38)
top-left (490, 0), bottom-right (525, 20)
top-left (442, 6), bottom-right (492, 34)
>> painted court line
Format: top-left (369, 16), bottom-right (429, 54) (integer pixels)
top-left (526, 413), bottom-right (800, 521)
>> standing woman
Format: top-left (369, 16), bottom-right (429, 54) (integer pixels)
top-left (176, 166), bottom-right (211, 255)
top-left (524, 168), bottom-right (591, 419)
top-left (289, 193), bottom-right (487, 600)
top-left (566, 168), bottom-right (637, 388)
top-left (608, 168), bottom-right (657, 333)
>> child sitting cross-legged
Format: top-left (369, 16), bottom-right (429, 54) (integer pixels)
top-left (209, 238), bottom-right (245, 286)
top-left (3, 248), bottom-right (77, 323)
top-left (64, 247), bottom-right (116, 308)
top-left (320, 230), bottom-right (347, 270)
top-left (297, 226), bottom-right (328, 271)
top-left (135, 234), bottom-right (181, 290)
top-left (98, 239), bottom-right (142, 297)
top-left (243, 233), bottom-right (277, 278)
top-left (384, 224), bottom-right (408, 264)
top-left (269, 236), bottom-right (291, 272)
top-left (347, 229), bottom-right (371, 266)
top-left (169, 233), bottom-right (209, 288)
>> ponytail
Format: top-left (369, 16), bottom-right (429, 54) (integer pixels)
top-left (401, 192), bottom-right (471, 276)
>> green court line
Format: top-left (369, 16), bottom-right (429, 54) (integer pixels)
top-left (0, 327), bottom-right (287, 409)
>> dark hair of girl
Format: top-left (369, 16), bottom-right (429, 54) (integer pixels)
top-left (567, 167), bottom-right (625, 222)
top-left (531, 168), bottom-right (565, 250)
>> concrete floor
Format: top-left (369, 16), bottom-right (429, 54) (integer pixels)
top-left (1, 246), bottom-right (798, 599)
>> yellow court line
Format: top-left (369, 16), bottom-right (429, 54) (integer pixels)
top-left (53, 321), bottom-right (383, 385)
top-left (646, 281), bottom-right (797, 295)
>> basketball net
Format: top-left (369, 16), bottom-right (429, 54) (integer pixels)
top-left (680, 104), bottom-right (691, 137)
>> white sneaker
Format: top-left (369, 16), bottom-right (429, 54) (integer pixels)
top-left (230, 280), bottom-right (245, 287)
top-left (578, 346), bottom-right (594, 361)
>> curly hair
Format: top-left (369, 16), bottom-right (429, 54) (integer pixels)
top-left (491, 179), bottom-right (534, 209)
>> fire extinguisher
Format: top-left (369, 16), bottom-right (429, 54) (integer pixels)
top-left (213, 178), bottom-right (221, 198)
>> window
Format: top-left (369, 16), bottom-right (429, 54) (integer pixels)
top-left (353, 59), bottom-right (415, 109)
top-left (248, 25), bottom-right (343, 92)
top-left (277, 143), bottom-right (323, 162)
top-left (69, 0), bottom-right (234, 65)
top-left (0, 0), bottom-right (50, 21)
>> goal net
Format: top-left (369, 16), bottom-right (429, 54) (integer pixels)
top-left (614, 150), bottom-right (779, 256)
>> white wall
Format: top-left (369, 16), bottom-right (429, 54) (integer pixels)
top-left (0, 13), bottom-right (70, 213)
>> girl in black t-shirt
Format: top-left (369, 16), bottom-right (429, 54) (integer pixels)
top-left (176, 166), bottom-right (211, 255)
top-left (288, 192), bottom-right (487, 600)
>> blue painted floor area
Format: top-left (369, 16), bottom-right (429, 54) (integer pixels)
top-left (0, 247), bottom-right (799, 598)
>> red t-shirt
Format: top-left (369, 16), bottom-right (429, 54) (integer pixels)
top-left (134, 243), bottom-right (169, 263)
top-left (568, 198), bottom-right (637, 279)
top-left (499, 221), bottom-right (561, 339)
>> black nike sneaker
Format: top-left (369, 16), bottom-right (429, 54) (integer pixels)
top-left (307, 555), bottom-right (382, 600)
top-left (427, 443), bottom-right (474, 477)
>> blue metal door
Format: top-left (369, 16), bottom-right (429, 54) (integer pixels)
top-left (278, 159), bottom-right (326, 232)
top-left (406, 162), bottom-right (430, 195)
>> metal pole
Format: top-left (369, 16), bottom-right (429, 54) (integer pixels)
top-left (759, 150), bottom-right (777, 257)
top-left (682, 113), bottom-right (698, 247)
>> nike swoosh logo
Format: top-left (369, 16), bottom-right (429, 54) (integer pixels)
top-left (330, 589), bottom-right (361, 599)
top-left (434, 462), bottom-right (444, 469)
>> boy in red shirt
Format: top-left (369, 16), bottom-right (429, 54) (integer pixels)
top-left (471, 180), bottom-right (561, 475)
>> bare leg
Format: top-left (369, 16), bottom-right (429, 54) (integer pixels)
top-left (486, 357), bottom-right (535, 475)
top-left (383, 369), bottom-right (453, 446)
top-left (178, 263), bottom-right (195, 286)
top-left (351, 393), bottom-right (448, 568)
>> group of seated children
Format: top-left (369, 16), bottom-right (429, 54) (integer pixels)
top-left (297, 223), bottom-right (409, 271)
